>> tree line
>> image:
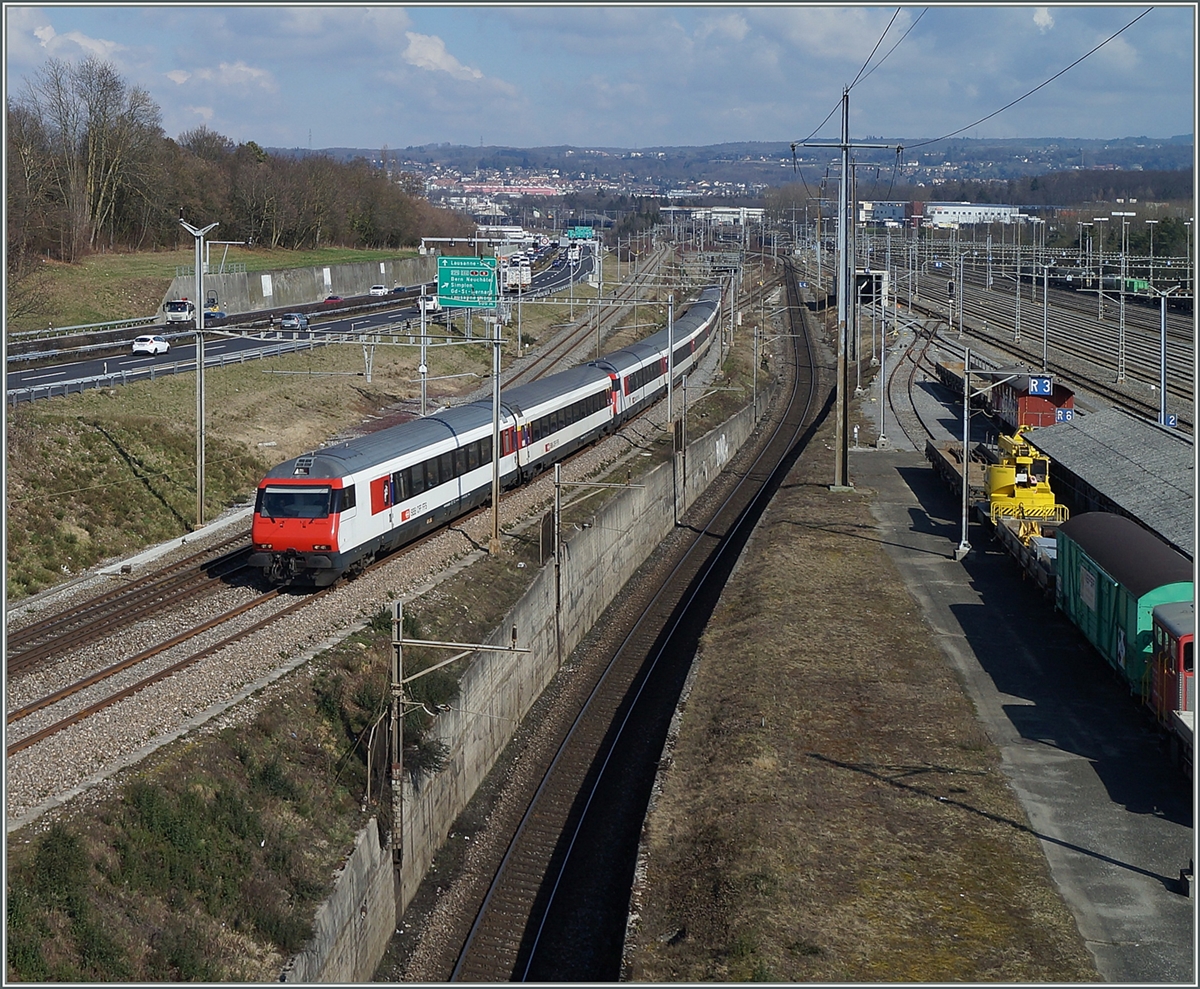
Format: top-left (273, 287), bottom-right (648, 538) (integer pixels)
top-left (6, 57), bottom-right (474, 276)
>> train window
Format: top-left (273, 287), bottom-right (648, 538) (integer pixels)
top-left (482, 436), bottom-right (492, 462)
top-left (439, 451), bottom-right (455, 481)
top-left (258, 485), bottom-right (331, 519)
top-left (425, 457), bottom-right (440, 488)
top-left (331, 485), bottom-right (356, 513)
top-left (466, 441), bottom-right (480, 471)
top-left (409, 465), bottom-right (425, 496)
top-left (1185, 641), bottom-right (1194, 674)
top-left (393, 471), bottom-right (408, 502)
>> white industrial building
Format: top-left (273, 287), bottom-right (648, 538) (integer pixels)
top-left (923, 203), bottom-right (1023, 228)
top-left (661, 205), bottom-right (765, 226)
top-left (858, 201), bottom-right (908, 225)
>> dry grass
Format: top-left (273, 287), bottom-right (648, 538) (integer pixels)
top-left (8, 246), bottom-right (420, 333)
top-left (625, 342), bottom-right (1097, 982)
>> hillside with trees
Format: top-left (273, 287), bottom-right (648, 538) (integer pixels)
top-left (6, 57), bottom-right (473, 315)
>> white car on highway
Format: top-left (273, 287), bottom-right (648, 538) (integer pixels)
top-left (369, 284), bottom-right (388, 296)
top-left (132, 334), bottom-right (170, 355)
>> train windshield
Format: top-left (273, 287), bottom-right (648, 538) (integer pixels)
top-left (257, 485), bottom-right (332, 519)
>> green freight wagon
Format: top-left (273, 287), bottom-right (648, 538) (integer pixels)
top-left (1056, 513), bottom-right (1194, 698)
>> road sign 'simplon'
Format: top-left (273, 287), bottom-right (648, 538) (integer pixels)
top-left (437, 256), bottom-right (498, 308)
top-left (567, 226), bottom-right (594, 240)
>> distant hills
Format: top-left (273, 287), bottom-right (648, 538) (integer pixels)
top-left (265, 137), bottom-right (1193, 194)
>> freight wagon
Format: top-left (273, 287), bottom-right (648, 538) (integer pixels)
top-left (926, 423), bottom-right (1194, 777)
top-left (934, 360), bottom-right (1075, 433)
top-left (1055, 512), bottom-right (1193, 699)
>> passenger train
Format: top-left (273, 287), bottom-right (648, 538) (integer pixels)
top-left (249, 285), bottom-right (723, 587)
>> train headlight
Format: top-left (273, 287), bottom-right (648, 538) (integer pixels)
top-left (255, 543), bottom-right (273, 550)
top-left (313, 544), bottom-right (331, 551)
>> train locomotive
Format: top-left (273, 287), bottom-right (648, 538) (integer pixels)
top-left (249, 286), bottom-right (723, 587)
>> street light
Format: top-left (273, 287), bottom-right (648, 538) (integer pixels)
top-left (1112, 211), bottom-right (1136, 383)
top-left (1092, 217), bottom-right (1109, 320)
top-left (1145, 218), bottom-right (1159, 289)
top-left (180, 217), bottom-right (218, 529)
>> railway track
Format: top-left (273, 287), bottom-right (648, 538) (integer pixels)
top-left (439, 260), bottom-right (819, 981)
top-left (906, 274), bottom-right (1194, 430)
top-left (6, 535), bottom-right (251, 676)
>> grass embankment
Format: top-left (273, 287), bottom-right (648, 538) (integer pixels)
top-left (10, 246), bottom-right (420, 333)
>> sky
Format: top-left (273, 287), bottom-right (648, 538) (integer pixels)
top-left (4, 4), bottom-right (1196, 152)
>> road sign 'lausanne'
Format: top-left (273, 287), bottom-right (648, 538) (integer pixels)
top-left (437, 256), bottom-right (498, 308)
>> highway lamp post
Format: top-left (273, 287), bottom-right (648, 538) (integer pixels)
top-left (180, 217), bottom-right (218, 529)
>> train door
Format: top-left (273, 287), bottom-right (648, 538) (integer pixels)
top-left (1151, 604), bottom-right (1195, 726)
top-left (369, 473), bottom-right (394, 535)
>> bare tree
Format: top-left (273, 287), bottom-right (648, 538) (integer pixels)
top-left (16, 56), bottom-right (162, 257)
top-left (179, 124), bottom-right (235, 162)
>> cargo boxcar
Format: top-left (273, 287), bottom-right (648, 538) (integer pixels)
top-left (1056, 513), bottom-right (1194, 697)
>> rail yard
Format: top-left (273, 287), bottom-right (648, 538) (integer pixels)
top-left (5, 228), bottom-right (1194, 983)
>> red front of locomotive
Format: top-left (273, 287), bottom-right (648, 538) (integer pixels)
top-left (249, 478), bottom-right (348, 586)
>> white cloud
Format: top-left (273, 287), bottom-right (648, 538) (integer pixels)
top-left (25, 21), bottom-right (125, 60)
top-left (166, 70), bottom-right (190, 85)
top-left (190, 61), bottom-right (277, 92)
top-left (403, 32), bottom-right (483, 81)
top-left (185, 105), bottom-right (215, 122)
top-left (1033, 8), bottom-right (1055, 33)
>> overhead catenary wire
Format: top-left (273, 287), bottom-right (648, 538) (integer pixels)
top-left (907, 6), bottom-right (1154, 150)
top-left (854, 7), bottom-right (929, 89)
top-left (849, 6), bottom-right (903, 90)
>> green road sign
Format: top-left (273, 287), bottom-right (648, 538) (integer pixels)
top-left (567, 226), bottom-right (594, 239)
top-left (437, 256), bottom-right (498, 308)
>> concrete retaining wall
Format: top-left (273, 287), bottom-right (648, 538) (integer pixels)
top-left (399, 397), bottom-right (761, 910)
top-left (280, 819), bottom-right (396, 983)
top-left (287, 397), bottom-right (764, 981)
top-left (162, 256), bottom-right (436, 317)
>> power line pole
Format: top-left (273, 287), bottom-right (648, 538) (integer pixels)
top-left (803, 88), bottom-right (890, 491)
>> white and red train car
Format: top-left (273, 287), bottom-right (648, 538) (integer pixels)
top-left (249, 286), bottom-right (723, 586)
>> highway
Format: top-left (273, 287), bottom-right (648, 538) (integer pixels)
top-left (5, 246), bottom-right (594, 403)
